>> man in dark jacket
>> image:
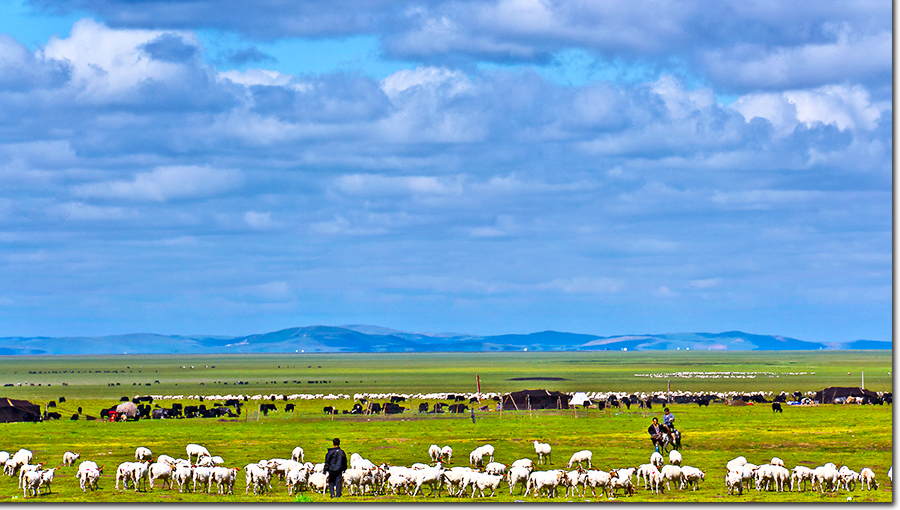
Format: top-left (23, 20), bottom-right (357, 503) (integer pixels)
top-left (324, 438), bottom-right (348, 498)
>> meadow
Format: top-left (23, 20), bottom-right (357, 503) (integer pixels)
top-left (0, 350), bottom-right (891, 502)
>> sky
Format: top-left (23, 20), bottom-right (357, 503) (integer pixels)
top-left (0, 0), bottom-right (892, 342)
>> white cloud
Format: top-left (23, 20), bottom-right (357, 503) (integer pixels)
top-left (73, 165), bottom-right (243, 202)
top-left (689, 278), bottom-right (723, 289)
top-left (540, 277), bottom-right (624, 294)
top-left (244, 211), bottom-right (273, 230)
top-left (335, 174), bottom-right (463, 196)
top-left (381, 66), bottom-right (473, 99)
top-left (57, 201), bottom-right (136, 221)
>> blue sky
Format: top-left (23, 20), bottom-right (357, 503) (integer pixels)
top-left (0, 0), bottom-right (891, 343)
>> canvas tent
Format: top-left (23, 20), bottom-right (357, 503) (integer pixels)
top-left (570, 392), bottom-right (593, 407)
top-left (502, 389), bottom-right (571, 411)
top-left (0, 398), bottom-right (41, 423)
top-left (814, 387), bottom-right (878, 404)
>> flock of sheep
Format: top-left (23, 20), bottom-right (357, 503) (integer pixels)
top-left (2, 438), bottom-right (890, 500)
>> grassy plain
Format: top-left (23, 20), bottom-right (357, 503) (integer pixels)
top-left (0, 350), bottom-right (891, 503)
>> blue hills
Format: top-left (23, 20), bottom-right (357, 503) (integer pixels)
top-left (0, 326), bottom-right (890, 355)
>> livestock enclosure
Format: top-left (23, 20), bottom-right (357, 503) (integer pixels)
top-left (0, 350), bottom-right (891, 502)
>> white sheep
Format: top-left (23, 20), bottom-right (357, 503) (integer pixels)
top-left (410, 464), bottom-right (444, 497)
top-left (186, 443), bottom-right (211, 464)
top-left (838, 465), bottom-right (860, 491)
top-left (17, 462), bottom-right (43, 489)
top-left (790, 465), bottom-right (815, 491)
top-left (441, 446), bottom-right (453, 463)
top-left (307, 471), bottom-right (328, 495)
top-left (131, 462), bottom-right (150, 492)
top-left (173, 464), bottom-right (194, 493)
top-left (726, 469), bottom-right (743, 495)
top-left (484, 462), bottom-right (507, 476)
top-left (680, 465), bottom-right (705, 490)
top-left (135, 447), bottom-right (152, 462)
top-left (813, 464), bottom-right (840, 493)
top-left (428, 444), bottom-right (441, 463)
top-left (192, 466), bottom-right (214, 493)
top-left (37, 468), bottom-right (56, 495)
top-left (650, 451), bottom-right (664, 468)
top-left (860, 467), bottom-right (878, 490)
top-left (80, 467), bottom-right (101, 492)
top-left (350, 452), bottom-right (375, 470)
top-left (0, 452), bottom-right (9, 466)
top-left (668, 449), bottom-right (682, 466)
top-left (149, 461), bottom-right (173, 490)
top-left (533, 441), bottom-right (551, 465)
top-left (609, 469), bottom-right (635, 497)
top-left (291, 446), bottom-right (305, 463)
top-left (647, 465), bottom-right (664, 494)
top-left (636, 463), bottom-right (655, 488)
top-left (511, 458), bottom-right (534, 472)
top-left (524, 469), bottom-right (566, 498)
top-left (63, 451), bottom-right (80, 467)
top-left (567, 450), bottom-right (592, 469)
top-left (286, 466), bottom-right (309, 496)
top-left (386, 472), bottom-right (411, 495)
top-left (22, 469), bottom-right (42, 498)
top-left (115, 462), bottom-right (137, 490)
top-left (660, 464), bottom-right (684, 491)
top-left (583, 469), bottom-right (613, 497)
top-left (441, 466), bottom-right (472, 495)
top-left (470, 472), bottom-right (504, 497)
top-left (469, 445), bottom-right (494, 467)
top-left (726, 456), bottom-right (747, 472)
top-left (506, 465), bottom-right (531, 495)
top-left (212, 466), bottom-right (240, 494)
top-left (9, 449), bottom-right (33, 476)
top-left (770, 456), bottom-right (785, 467)
top-left (562, 468), bottom-right (587, 498)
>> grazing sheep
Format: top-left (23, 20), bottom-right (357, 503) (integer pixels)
top-left (291, 446), bottom-right (305, 463)
top-left (80, 467), bottom-right (101, 492)
top-left (39, 468), bottom-right (56, 494)
top-left (186, 444), bottom-right (211, 464)
top-left (17, 462), bottom-right (43, 489)
top-left (669, 450), bottom-right (682, 466)
top-left (609, 469), bottom-right (635, 497)
top-left (533, 441), bottom-right (551, 465)
top-left (647, 465), bottom-right (664, 494)
top-left (8, 449), bottom-right (33, 476)
top-left (192, 466), bottom-right (214, 494)
top-left (813, 464), bottom-right (840, 493)
top-left (469, 445), bottom-right (494, 468)
top-left (838, 466), bottom-right (860, 491)
top-left (484, 462), bottom-right (507, 476)
top-left (116, 462), bottom-right (138, 490)
top-left (650, 451), bottom-right (664, 469)
top-left (770, 457), bottom-right (785, 467)
top-left (410, 464), bottom-right (444, 497)
top-left (726, 469), bottom-right (743, 495)
top-left (441, 446), bottom-right (453, 463)
top-left (726, 456), bottom-right (747, 472)
top-left (212, 466), bottom-right (240, 494)
top-left (860, 467), bottom-right (878, 490)
top-left (506, 466), bottom-right (531, 495)
top-left (524, 469), bottom-right (566, 498)
top-left (511, 458), bottom-right (534, 472)
top-left (636, 463), bottom-right (655, 488)
top-left (149, 461), bottom-right (173, 490)
top-left (790, 465), bottom-right (815, 491)
top-left (350, 453), bottom-right (375, 470)
top-left (562, 468), bottom-right (587, 498)
top-left (173, 464), bottom-right (194, 493)
top-left (286, 466), bottom-right (309, 496)
top-left (131, 462), bottom-right (150, 492)
top-left (307, 471), bottom-right (328, 495)
top-left (567, 450), bottom-right (592, 470)
top-left (22, 470), bottom-right (42, 498)
top-left (470, 472), bottom-right (504, 498)
top-left (135, 447), bottom-right (152, 462)
top-left (660, 464), bottom-right (684, 491)
top-left (428, 444), bottom-right (441, 463)
top-left (680, 465), bottom-right (705, 490)
top-left (583, 469), bottom-right (613, 497)
top-left (63, 452), bottom-right (80, 467)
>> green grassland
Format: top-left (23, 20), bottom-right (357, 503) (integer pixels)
top-left (0, 350), bottom-right (891, 502)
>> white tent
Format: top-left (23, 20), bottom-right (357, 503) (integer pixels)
top-left (570, 392), bottom-right (592, 406)
top-left (116, 401), bottom-right (138, 419)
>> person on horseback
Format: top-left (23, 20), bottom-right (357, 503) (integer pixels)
top-left (663, 407), bottom-right (680, 448)
top-left (647, 417), bottom-right (669, 445)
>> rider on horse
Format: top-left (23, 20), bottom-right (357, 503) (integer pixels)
top-left (647, 417), bottom-right (670, 445)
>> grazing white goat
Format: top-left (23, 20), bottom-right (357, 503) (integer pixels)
top-left (668, 449), bottom-right (682, 466)
top-left (567, 450), bottom-right (592, 469)
top-left (533, 441), bottom-right (551, 465)
top-left (135, 447), bottom-right (152, 462)
top-left (291, 446), bottom-right (305, 463)
top-left (63, 451), bottom-right (80, 467)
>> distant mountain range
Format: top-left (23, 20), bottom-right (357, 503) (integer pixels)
top-left (0, 326), bottom-right (890, 355)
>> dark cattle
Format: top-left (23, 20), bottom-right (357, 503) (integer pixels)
top-left (418, 403), bottom-right (429, 413)
top-left (454, 396), bottom-right (466, 402)
top-left (44, 411), bottom-right (61, 420)
top-left (199, 404), bottom-right (207, 413)
top-left (447, 394), bottom-right (456, 400)
top-left (772, 403), bottom-right (783, 413)
top-left (171, 403), bottom-right (183, 411)
top-left (323, 406), bottom-right (336, 414)
top-left (433, 403), bottom-right (445, 413)
top-left (77, 406), bottom-right (83, 414)
top-left (469, 397), bottom-right (478, 404)
top-left (120, 396), bottom-right (130, 402)
top-left (183, 405), bottom-right (199, 418)
top-left (48, 401), bottom-right (56, 408)
top-left (792, 391), bottom-right (803, 400)
top-left (773, 393), bottom-right (787, 403)
top-left (350, 403), bottom-right (364, 414)
top-left (285, 404), bottom-right (295, 412)
top-left (390, 396), bottom-right (406, 403)
top-left (597, 401), bottom-right (606, 411)
top-left (133, 396), bottom-right (153, 404)
top-left (137, 404), bottom-right (152, 419)
top-left (70, 414), bottom-right (79, 421)
top-left (152, 408), bottom-right (170, 419)
top-left (370, 403), bottom-right (382, 414)
top-left (751, 395), bottom-right (768, 404)
top-left (623, 399), bottom-right (631, 410)
top-left (882, 393), bottom-right (892, 404)
top-left (644, 398), bottom-right (653, 409)
top-left (673, 395), bottom-right (692, 404)
top-left (225, 399), bottom-right (240, 407)
top-left (696, 398), bottom-right (710, 407)
top-left (383, 403), bottom-right (405, 414)
top-left (59, 397), bottom-right (66, 403)
top-left (447, 404), bottom-right (468, 413)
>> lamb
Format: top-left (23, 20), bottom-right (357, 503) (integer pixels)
top-left (149, 461), bottom-right (173, 490)
top-left (636, 463), bottom-right (655, 488)
top-left (562, 468), bottom-right (587, 498)
top-left (38, 468), bottom-right (56, 494)
top-left (17, 462), bottom-right (43, 489)
top-left (533, 441), bottom-right (551, 465)
top-left (659, 464), bottom-right (684, 491)
top-left (770, 457), bottom-right (785, 467)
top-left (291, 446), bottom-right (305, 463)
top-left (647, 465), bottom-right (664, 494)
top-left (668, 449), bottom-right (682, 466)
top-left (583, 469), bottom-right (613, 497)
top-left (386, 472), bottom-right (412, 495)
top-left (790, 465), bottom-right (815, 491)
top-left (739, 463), bottom-right (759, 489)
top-left (506, 465), bottom-right (531, 495)
top-left (135, 447), bottom-right (152, 462)
top-left (186, 444), bottom-right (211, 464)
top-left (860, 467), bottom-right (878, 490)
top-left (484, 462), bottom-right (507, 476)
top-left (650, 451), bottom-right (664, 468)
top-left (307, 471), bottom-right (328, 495)
top-left (441, 446), bottom-right (453, 463)
top-left (838, 466), bottom-right (860, 491)
top-left (192, 466), bottom-right (215, 493)
top-left (680, 465), bottom-right (705, 490)
top-left (567, 450), bottom-right (592, 469)
top-left (609, 469), bottom-right (635, 497)
top-left (116, 462), bottom-right (138, 490)
top-left (755, 464), bottom-right (776, 491)
top-left (726, 456), bottom-right (747, 472)
top-left (428, 444), bottom-right (442, 463)
top-left (813, 464), bottom-right (840, 493)
top-left (340, 467), bottom-right (369, 496)
top-left (63, 451), bottom-right (80, 467)
top-left (212, 466), bottom-right (240, 494)
top-left (350, 452), bottom-right (375, 470)
top-left (725, 469), bottom-right (743, 495)
top-left (469, 445), bottom-right (494, 468)
top-left (511, 458), bottom-right (534, 472)
top-left (80, 466), bottom-right (101, 492)
top-left (244, 463), bottom-right (269, 495)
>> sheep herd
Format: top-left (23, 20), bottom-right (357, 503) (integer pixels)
top-left (0, 441), bottom-right (891, 500)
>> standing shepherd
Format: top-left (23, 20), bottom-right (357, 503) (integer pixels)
top-left (324, 438), bottom-right (348, 498)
